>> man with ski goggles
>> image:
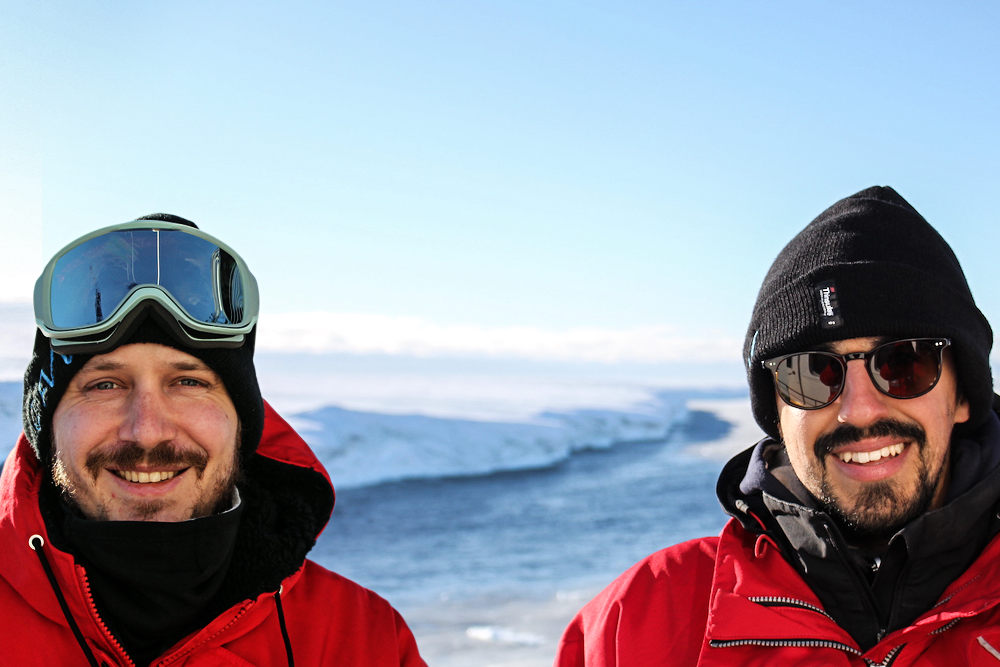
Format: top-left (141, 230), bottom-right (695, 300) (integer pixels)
top-left (1, 214), bottom-right (427, 666)
top-left (558, 187), bottom-right (1000, 666)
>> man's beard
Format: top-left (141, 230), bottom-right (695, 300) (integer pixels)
top-left (811, 418), bottom-right (944, 542)
top-left (52, 437), bottom-right (242, 522)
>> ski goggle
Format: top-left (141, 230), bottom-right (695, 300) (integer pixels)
top-left (763, 338), bottom-right (951, 410)
top-left (34, 221), bottom-right (259, 353)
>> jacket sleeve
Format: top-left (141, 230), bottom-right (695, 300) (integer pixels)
top-left (556, 596), bottom-right (624, 667)
top-left (394, 607), bottom-right (428, 667)
top-left (554, 537), bottom-right (719, 667)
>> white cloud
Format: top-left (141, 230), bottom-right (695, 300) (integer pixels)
top-left (0, 304), bottom-right (744, 374)
top-left (255, 312), bottom-right (743, 363)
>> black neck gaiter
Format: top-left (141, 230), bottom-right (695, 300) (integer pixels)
top-left (61, 496), bottom-right (243, 667)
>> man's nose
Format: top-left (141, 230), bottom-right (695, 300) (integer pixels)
top-left (119, 386), bottom-right (177, 446)
top-left (836, 358), bottom-right (891, 426)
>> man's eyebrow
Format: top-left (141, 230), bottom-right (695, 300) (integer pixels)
top-left (80, 360), bottom-right (215, 372)
top-left (814, 336), bottom-right (893, 353)
top-left (85, 361), bottom-right (127, 371)
top-left (170, 361), bottom-right (214, 372)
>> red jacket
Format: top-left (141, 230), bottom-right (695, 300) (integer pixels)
top-left (556, 518), bottom-right (1000, 666)
top-left (0, 402), bottom-right (427, 666)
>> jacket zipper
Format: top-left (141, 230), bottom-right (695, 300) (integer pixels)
top-left (709, 637), bottom-right (863, 654)
top-left (709, 637), bottom-right (905, 666)
top-left (710, 595), bottom-right (861, 655)
top-left (77, 568), bottom-right (135, 667)
top-left (748, 595), bottom-right (836, 620)
top-left (710, 595), bottom-right (906, 666)
top-left (875, 644), bottom-right (904, 666)
top-left (154, 602), bottom-right (254, 666)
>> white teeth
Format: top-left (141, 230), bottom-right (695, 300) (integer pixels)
top-left (115, 470), bottom-right (177, 483)
top-left (836, 443), bottom-right (905, 464)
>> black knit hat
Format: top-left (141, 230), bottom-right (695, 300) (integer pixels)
top-left (744, 186), bottom-right (994, 439)
top-left (23, 214), bottom-right (264, 466)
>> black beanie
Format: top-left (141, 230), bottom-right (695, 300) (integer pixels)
top-left (744, 186), bottom-right (994, 439)
top-left (23, 213), bottom-right (264, 466)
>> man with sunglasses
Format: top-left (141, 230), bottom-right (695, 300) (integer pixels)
top-left (0, 215), bottom-right (426, 666)
top-left (557, 186), bottom-right (1000, 665)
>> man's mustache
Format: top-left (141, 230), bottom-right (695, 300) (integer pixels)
top-left (85, 441), bottom-right (209, 481)
top-left (813, 419), bottom-right (926, 461)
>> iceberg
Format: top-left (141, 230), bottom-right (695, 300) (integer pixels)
top-left (290, 391), bottom-right (690, 489)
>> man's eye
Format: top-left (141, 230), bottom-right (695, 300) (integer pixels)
top-left (179, 378), bottom-right (204, 387)
top-left (93, 381), bottom-right (118, 390)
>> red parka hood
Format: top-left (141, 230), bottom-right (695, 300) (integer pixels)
top-left (0, 400), bottom-right (337, 642)
top-left (255, 399), bottom-right (336, 525)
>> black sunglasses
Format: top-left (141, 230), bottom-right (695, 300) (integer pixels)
top-left (763, 338), bottom-right (951, 410)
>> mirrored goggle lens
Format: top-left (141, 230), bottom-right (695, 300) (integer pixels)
top-left (770, 340), bottom-right (944, 409)
top-left (49, 229), bottom-right (246, 329)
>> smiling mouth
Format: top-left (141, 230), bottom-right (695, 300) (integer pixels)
top-left (835, 443), bottom-right (905, 464)
top-left (113, 470), bottom-right (181, 484)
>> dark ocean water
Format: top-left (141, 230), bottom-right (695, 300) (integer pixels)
top-left (310, 404), bottom-right (739, 608)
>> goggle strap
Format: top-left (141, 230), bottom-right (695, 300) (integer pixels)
top-left (48, 301), bottom-right (246, 355)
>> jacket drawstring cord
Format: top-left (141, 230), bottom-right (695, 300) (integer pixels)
top-left (29, 534), bottom-right (101, 667)
top-left (274, 585), bottom-right (295, 667)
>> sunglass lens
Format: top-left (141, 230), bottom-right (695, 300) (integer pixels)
top-left (774, 352), bottom-right (845, 408)
top-left (871, 340), bottom-right (941, 398)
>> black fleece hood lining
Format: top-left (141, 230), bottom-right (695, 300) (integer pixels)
top-left (200, 453), bottom-right (335, 619)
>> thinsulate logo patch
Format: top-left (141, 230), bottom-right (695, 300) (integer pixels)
top-left (815, 280), bottom-right (843, 329)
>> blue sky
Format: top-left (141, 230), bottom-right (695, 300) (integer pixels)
top-left (2, 2), bottom-right (999, 366)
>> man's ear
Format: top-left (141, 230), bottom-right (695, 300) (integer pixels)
top-left (954, 395), bottom-right (970, 425)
